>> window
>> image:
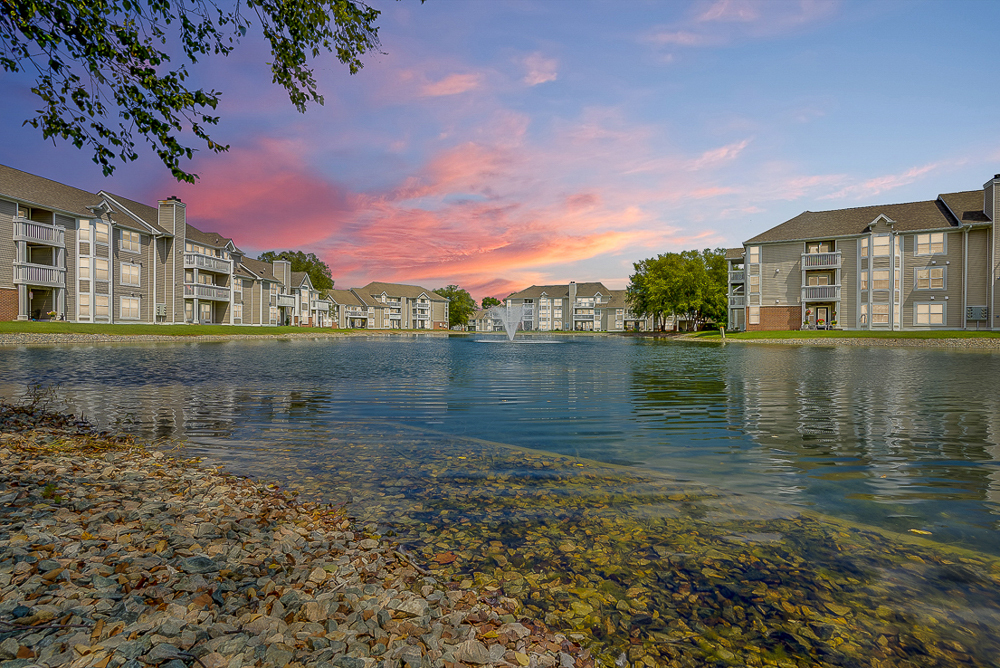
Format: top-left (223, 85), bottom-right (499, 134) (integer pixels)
top-left (872, 304), bottom-right (889, 324)
top-left (872, 235), bottom-right (890, 257)
top-left (95, 258), bottom-right (109, 281)
top-left (916, 232), bottom-right (945, 255)
top-left (860, 237), bottom-right (868, 258)
top-left (79, 257), bottom-right (91, 280)
top-left (748, 306), bottom-right (760, 325)
top-left (860, 303), bottom-right (867, 324)
top-left (915, 267), bottom-right (944, 290)
top-left (95, 222), bottom-right (109, 245)
top-left (915, 303), bottom-right (944, 325)
top-left (807, 275), bottom-right (830, 286)
top-left (121, 297), bottom-right (140, 320)
top-left (121, 230), bottom-right (141, 253)
top-left (79, 225), bottom-right (90, 242)
top-left (749, 275), bottom-right (760, 293)
top-left (120, 263), bottom-right (140, 287)
top-left (748, 246), bottom-right (760, 264)
top-left (872, 270), bottom-right (890, 290)
top-left (79, 293), bottom-right (90, 317)
top-left (95, 294), bottom-right (110, 317)
top-left (806, 241), bottom-right (832, 253)
top-left (860, 271), bottom-right (868, 291)
top-left (269, 306), bottom-right (279, 324)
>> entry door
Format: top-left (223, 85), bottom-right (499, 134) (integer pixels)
top-left (816, 306), bottom-right (829, 329)
top-left (200, 302), bottom-right (212, 324)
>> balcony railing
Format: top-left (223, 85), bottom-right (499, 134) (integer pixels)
top-left (573, 314), bottom-right (595, 321)
top-left (802, 251), bottom-right (841, 269)
top-left (184, 283), bottom-right (231, 301)
top-left (14, 219), bottom-right (65, 247)
top-left (729, 270), bottom-right (745, 283)
top-left (384, 300), bottom-right (402, 307)
top-left (277, 295), bottom-right (296, 307)
top-left (414, 313), bottom-right (430, 320)
top-left (802, 285), bottom-right (840, 300)
top-left (183, 253), bottom-right (232, 274)
top-left (13, 262), bottom-right (65, 287)
top-left (729, 295), bottom-right (746, 307)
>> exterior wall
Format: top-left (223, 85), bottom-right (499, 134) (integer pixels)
top-left (838, 238), bottom-right (857, 327)
top-left (900, 229), bottom-right (962, 329)
top-left (0, 200), bottom-right (16, 289)
top-left (157, 200), bottom-right (186, 323)
top-left (59, 216), bottom-right (76, 320)
top-left (747, 305), bottom-right (800, 331)
top-left (0, 288), bottom-right (16, 320)
top-left (967, 228), bottom-right (989, 312)
top-left (759, 241), bottom-right (802, 306)
top-left (112, 227), bottom-right (152, 323)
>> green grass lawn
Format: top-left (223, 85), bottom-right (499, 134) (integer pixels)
top-left (693, 329), bottom-right (1000, 340)
top-left (0, 322), bottom-right (344, 336)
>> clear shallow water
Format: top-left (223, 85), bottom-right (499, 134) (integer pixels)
top-left (2, 335), bottom-right (1000, 552)
top-left (5, 335), bottom-right (1000, 665)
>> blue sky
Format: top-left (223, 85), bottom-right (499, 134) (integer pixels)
top-left (3, 0), bottom-right (999, 298)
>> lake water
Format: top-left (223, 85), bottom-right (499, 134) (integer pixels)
top-left (3, 335), bottom-right (1000, 666)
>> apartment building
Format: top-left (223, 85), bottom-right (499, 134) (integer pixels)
top-left (727, 174), bottom-right (1000, 331)
top-left (355, 282), bottom-right (449, 330)
top-left (0, 164), bottom-right (333, 326)
top-left (498, 282), bottom-right (651, 332)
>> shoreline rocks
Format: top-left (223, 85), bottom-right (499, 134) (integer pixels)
top-left (0, 405), bottom-right (593, 668)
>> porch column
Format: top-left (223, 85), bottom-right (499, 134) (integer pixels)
top-left (56, 288), bottom-right (66, 319)
top-left (17, 285), bottom-right (29, 321)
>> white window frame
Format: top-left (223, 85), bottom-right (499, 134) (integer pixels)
top-left (914, 302), bottom-right (945, 326)
top-left (859, 303), bottom-right (868, 325)
top-left (95, 258), bottom-right (109, 282)
top-left (860, 271), bottom-right (868, 291)
top-left (914, 266), bottom-right (945, 290)
top-left (872, 303), bottom-right (890, 324)
top-left (269, 306), bottom-right (279, 325)
top-left (748, 306), bottom-right (760, 325)
top-left (79, 293), bottom-right (91, 317)
top-left (234, 303), bottom-right (243, 320)
top-left (120, 296), bottom-right (140, 320)
top-left (872, 269), bottom-right (890, 291)
top-left (95, 294), bottom-right (110, 317)
top-left (872, 235), bottom-right (891, 257)
top-left (79, 257), bottom-right (91, 280)
top-left (747, 246), bottom-right (760, 264)
top-left (860, 237), bottom-right (868, 258)
top-left (120, 262), bottom-right (140, 287)
top-left (915, 232), bottom-right (946, 256)
top-left (120, 230), bottom-right (141, 253)
top-left (748, 275), bottom-right (760, 293)
top-left (79, 224), bottom-right (91, 243)
top-left (95, 222), bottom-right (110, 245)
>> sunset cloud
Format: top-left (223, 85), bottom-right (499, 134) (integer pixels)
top-left (421, 73), bottom-right (483, 97)
top-left (522, 53), bottom-right (558, 86)
top-left (819, 163), bottom-right (939, 201)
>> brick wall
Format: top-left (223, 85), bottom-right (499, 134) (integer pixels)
top-left (0, 288), bottom-right (17, 321)
top-left (747, 305), bottom-right (801, 331)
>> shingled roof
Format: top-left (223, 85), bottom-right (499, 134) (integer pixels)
top-left (506, 282), bottom-right (612, 301)
top-left (328, 289), bottom-right (367, 307)
top-left (742, 189), bottom-right (996, 244)
top-left (725, 248), bottom-right (745, 260)
top-left (239, 257), bottom-right (280, 282)
top-left (358, 282), bottom-right (447, 301)
top-left (185, 223), bottom-right (242, 252)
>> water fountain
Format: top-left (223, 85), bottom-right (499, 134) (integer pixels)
top-left (487, 303), bottom-right (528, 341)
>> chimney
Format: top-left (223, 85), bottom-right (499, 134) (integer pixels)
top-left (157, 196), bottom-right (186, 235)
top-left (986, 174), bottom-right (1000, 222)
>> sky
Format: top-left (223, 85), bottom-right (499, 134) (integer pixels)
top-left (3, 0), bottom-right (1000, 300)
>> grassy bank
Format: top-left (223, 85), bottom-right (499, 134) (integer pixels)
top-left (693, 329), bottom-right (1000, 340)
top-left (0, 322), bottom-right (450, 337)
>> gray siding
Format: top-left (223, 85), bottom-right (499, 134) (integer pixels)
top-left (902, 230), bottom-right (962, 328)
top-left (760, 242), bottom-right (802, 305)
top-left (0, 199), bottom-right (14, 287)
top-left (838, 238), bottom-right (857, 326)
top-left (967, 228), bottom-right (989, 307)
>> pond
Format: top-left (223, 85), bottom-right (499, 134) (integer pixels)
top-left (2, 335), bottom-right (1000, 666)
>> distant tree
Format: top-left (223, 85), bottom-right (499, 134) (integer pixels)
top-left (627, 248), bottom-right (728, 330)
top-left (481, 296), bottom-right (502, 310)
top-left (258, 250), bottom-right (334, 293)
top-left (434, 285), bottom-right (477, 328)
top-left (2, 0), bottom-right (384, 182)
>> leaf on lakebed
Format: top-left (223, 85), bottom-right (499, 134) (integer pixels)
top-left (908, 529), bottom-right (933, 535)
top-left (434, 552), bottom-right (457, 564)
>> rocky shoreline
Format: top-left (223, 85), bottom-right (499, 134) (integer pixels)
top-left (0, 403), bottom-right (592, 668)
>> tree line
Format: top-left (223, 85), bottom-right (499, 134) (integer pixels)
top-left (626, 248), bottom-right (729, 331)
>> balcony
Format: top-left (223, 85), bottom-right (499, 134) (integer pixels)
top-left (184, 283), bottom-right (231, 301)
top-left (313, 302), bottom-right (329, 312)
top-left (573, 314), bottom-right (595, 321)
top-left (14, 219), bottom-right (65, 247)
top-left (384, 299), bottom-right (402, 307)
top-left (802, 252), bottom-right (841, 269)
top-left (729, 270), bottom-right (745, 283)
top-left (13, 262), bottom-right (66, 287)
top-left (184, 253), bottom-right (232, 274)
top-left (729, 295), bottom-right (746, 308)
top-left (277, 295), bottom-right (296, 307)
top-left (414, 313), bottom-right (430, 320)
top-left (802, 285), bottom-right (840, 301)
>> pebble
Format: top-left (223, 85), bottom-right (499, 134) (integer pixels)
top-left (0, 401), bottom-right (593, 668)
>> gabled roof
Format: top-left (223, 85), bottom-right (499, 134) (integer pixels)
top-left (290, 271), bottom-right (314, 289)
top-left (239, 257), bottom-right (279, 282)
top-left (186, 223), bottom-right (242, 252)
top-left (358, 281), bottom-right (447, 301)
top-left (573, 281), bottom-right (612, 297)
top-left (725, 247), bottom-right (744, 260)
top-left (745, 194), bottom-right (971, 244)
top-left (507, 282), bottom-right (612, 300)
top-left (1, 164), bottom-right (104, 218)
top-left (602, 290), bottom-right (629, 309)
top-left (938, 190), bottom-right (991, 224)
top-left (328, 289), bottom-right (367, 307)
top-left (99, 192), bottom-right (168, 234)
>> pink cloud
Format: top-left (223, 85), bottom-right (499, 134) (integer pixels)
top-left (819, 163), bottom-right (939, 200)
top-left (697, 0), bottom-right (761, 23)
top-left (522, 53), bottom-right (558, 86)
top-left (689, 139), bottom-right (751, 170)
top-left (421, 73), bottom-right (483, 97)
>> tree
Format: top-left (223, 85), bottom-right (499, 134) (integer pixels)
top-left (258, 250), bottom-right (334, 293)
top-left (481, 296), bottom-right (502, 310)
top-left (626, 248), bottom-right (728, 330)
top-left (434, 285), bottom-right (477, 328)
top-left (2, 0), bottom-right (383, 182)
